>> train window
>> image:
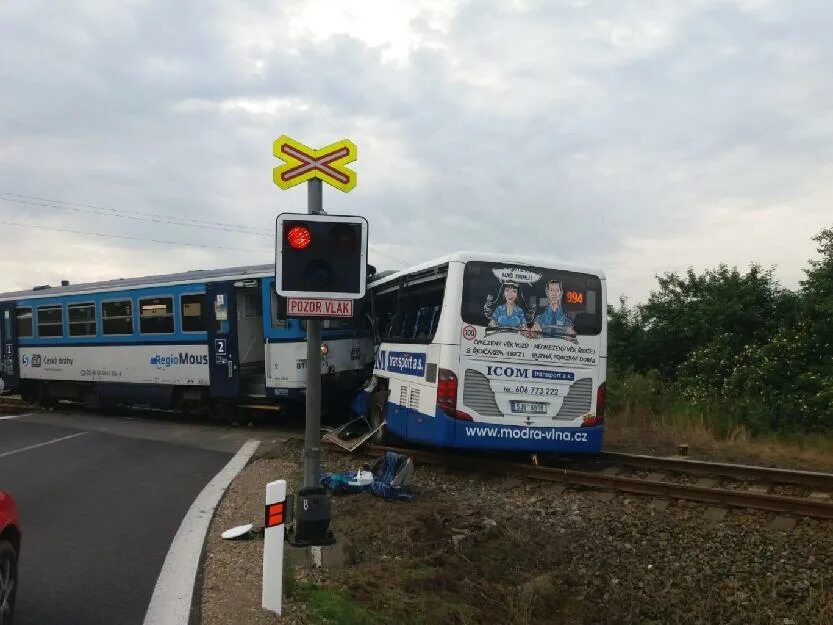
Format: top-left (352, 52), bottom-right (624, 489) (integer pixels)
top-left (269, 291), bottom-right (289, 329)
top-left (16, 307), bottom-right (33, 338)
top-left (102, 300), bottom-right (133, 335)
top-left (240, 291), bottom-right (261, 319)
top-left (68, 303), bottom-right (97, 337)
top-left (181, 294), bottom-right (206, 332)
top-left (37, 305), bottom-right (63, 338)
top-left (139, 297), bottom-right (174, 334)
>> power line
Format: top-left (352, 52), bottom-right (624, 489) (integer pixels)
top-left (368, 248), bottom-right (409, 267)
top-left (0, 190), bottom-right (410, 266)
top-left (0, 219), bottom-right (272, 253)
top-left (0, 191), bottom-right (272, 234)
top-left (0, 193), bottom-right (273, 236)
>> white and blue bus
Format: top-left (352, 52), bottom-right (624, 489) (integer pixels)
top-left (0, 264), bottom-right (374, 410)
top-left (357, 252), bottom-right (607, 452)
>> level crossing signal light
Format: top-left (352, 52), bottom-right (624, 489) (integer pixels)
top-left (275, 213), bottom-right (369, 298)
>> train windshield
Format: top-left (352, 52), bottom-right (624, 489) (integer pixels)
top-left (461, 261), bottom-right (603, 336)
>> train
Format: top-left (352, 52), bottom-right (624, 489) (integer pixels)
top-left (0, 264), bottom-right (374, 411)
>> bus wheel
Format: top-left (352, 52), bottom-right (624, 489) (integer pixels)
top-left (369, 393), bottom-right (388, 445)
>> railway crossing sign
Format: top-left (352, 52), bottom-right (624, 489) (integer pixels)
top-left (271, 134), bottom-right (365, 547)
top-left (272, 135), bottom-right (357, 193)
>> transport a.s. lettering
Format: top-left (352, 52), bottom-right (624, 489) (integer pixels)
top-left (376, 350), bottom-right (427, 377)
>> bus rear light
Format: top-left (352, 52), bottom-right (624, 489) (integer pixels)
top-left (596, 382), bottom-right (606, 419)
top-left (581, 383), bottom-right (606, 427)
top-left (437, 368), bottom-right (461, 419)
top-left (581, 414), bottom-right (602, 427)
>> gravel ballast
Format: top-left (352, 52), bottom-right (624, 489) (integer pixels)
top-left (200, 442), bottom-right (833, 625)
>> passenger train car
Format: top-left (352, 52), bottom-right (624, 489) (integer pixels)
top-left (356, 252), bottom-right (607, 453)
top-left (0, 265), bottom-right (373, 409)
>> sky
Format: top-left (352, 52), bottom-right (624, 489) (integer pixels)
top-left (1, 0), bottom-right (832, 303)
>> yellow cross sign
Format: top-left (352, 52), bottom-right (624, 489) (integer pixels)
top-left (272, 136), bottom-right (357, 193)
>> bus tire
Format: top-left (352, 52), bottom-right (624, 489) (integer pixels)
top-left (369, 391), bottom-right (388, 445)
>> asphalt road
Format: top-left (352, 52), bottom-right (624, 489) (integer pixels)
top-left (0, 411), bottom-right (265, 625)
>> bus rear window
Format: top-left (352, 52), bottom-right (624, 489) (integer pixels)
top-left (461, 262), bottom-right (602, 336)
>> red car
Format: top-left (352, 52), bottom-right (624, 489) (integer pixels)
top-left (0, 492), bottom-right (19, 625)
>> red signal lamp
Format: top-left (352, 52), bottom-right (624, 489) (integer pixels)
top-left (287, 225), bottom-right (312, 250)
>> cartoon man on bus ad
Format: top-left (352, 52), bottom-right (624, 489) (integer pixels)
top-left (531, 279), bottom-right (576, 338)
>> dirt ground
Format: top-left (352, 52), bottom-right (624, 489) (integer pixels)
top-left (200, 440), bottom-right (833, 625)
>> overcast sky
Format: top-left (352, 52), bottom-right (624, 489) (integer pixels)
top-left (2, 0), bottom-right (832, 302)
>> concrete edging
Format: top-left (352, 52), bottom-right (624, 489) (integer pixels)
top-left (142, 439), bottom-right (260, 625)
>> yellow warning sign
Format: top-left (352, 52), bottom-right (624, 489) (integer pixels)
top-left (272, 136), bottom-right (357, 193)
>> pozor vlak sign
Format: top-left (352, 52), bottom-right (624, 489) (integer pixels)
top-left (286, 297), bottom-right (354, 318)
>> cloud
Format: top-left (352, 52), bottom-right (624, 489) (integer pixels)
top-left (0, 0), bottom-right (832, 302)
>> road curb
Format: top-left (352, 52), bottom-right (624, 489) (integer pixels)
top-left (143, 439), bottom-right (260, 625)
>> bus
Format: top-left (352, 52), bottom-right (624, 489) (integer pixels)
top-left (355, 252), bottom-right (607, 452)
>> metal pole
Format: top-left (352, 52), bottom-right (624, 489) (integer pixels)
top-left (304, 178), bottom-right (323, 489)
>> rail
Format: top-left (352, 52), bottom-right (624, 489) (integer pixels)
top-left (324, 442), bottom-right (833, 520)
top-left (0, 396), bottom-right (28, 412)
top-left (599, 451), bottom-right (833, 491)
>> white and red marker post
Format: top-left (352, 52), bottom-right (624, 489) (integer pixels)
top-left (262, 479), bottom-right (287, 614)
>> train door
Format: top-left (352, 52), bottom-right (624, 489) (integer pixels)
top-left (0, 303), bottom-right (18, 393)
top-left (206, 282), bottom-right (240, 398)
top-left (235, 285), bottom-right (265, 397)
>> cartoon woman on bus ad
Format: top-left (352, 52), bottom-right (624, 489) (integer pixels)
top-left (482, 268), bottom-right (576, 341)
top-left (483, 281), bottom-right (532, 329)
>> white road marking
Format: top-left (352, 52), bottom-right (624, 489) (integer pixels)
top-left (0, 431), bottom-right (88, 458)
top-left (0, 412), bottom-right (35, 421)
top-left (142, 439), bottom-right (260, 625)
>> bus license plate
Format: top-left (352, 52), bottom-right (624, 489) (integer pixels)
top-left (510, 400), bottom-right (548, 414)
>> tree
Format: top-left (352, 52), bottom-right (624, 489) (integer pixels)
top-left (635, 264), bottom-right (788, 381)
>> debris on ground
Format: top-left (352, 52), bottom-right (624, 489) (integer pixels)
top-left (321, 451), bottom-right (415, 501)
top-left (200, 440), bottom-right (833, 625)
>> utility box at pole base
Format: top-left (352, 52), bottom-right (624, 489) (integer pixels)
top-left (275, 213), bottom-right (368, 300)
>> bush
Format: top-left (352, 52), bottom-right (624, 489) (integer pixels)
top-left (608, 226), bottom-right (833, 435)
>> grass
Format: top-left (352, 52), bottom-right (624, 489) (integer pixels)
top-left (602, 370), bottom-right (833, 471)
top-left (299, 583), bottom-right (381, 625)
top-left (606, 391), bottom-right (833, 471)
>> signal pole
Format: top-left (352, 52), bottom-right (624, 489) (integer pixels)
top-left (272, 135), bottom-right (363, 546)
top-left (304, 178), bottom-right (323, 489)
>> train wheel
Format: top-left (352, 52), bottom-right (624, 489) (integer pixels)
top-left (37, 383), bottom-right (58, 409)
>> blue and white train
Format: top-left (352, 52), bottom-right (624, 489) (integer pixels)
top-left (0, 265), bottom-right (374, 410)
top-left (355, 252), bottom-right (608, 453)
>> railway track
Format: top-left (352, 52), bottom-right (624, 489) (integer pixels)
top-left (325, 442), bottom-right (833, 520)
top-left (599, 451), bottom-right (833, 491)
top-left (0, 395), bottom-right (28, 412)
